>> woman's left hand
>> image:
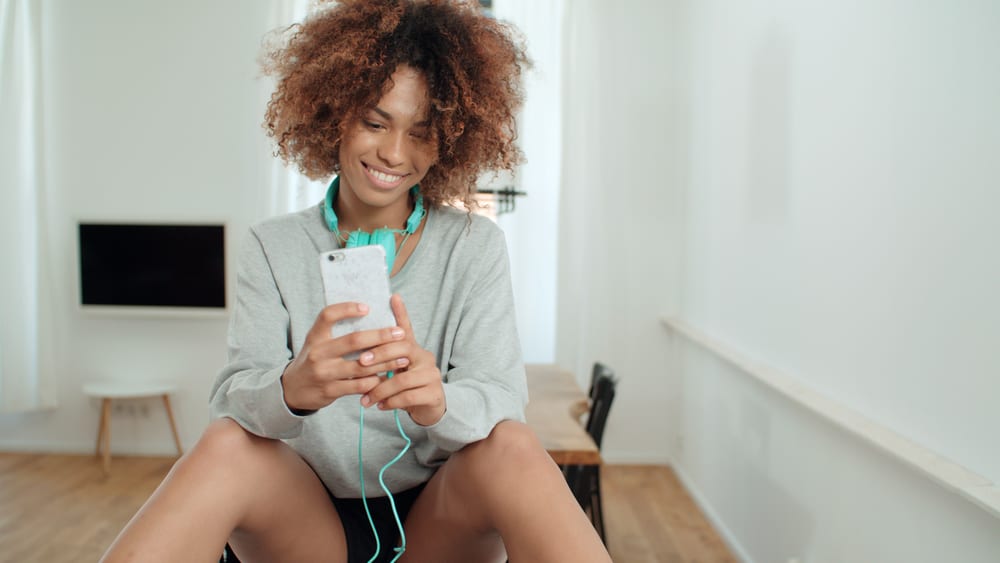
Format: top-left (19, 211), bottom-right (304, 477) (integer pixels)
top-left (359, 294), bottom-right (446, 426)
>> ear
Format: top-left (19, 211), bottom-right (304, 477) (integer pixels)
top-left (331, 133), bottom-right (345, 172)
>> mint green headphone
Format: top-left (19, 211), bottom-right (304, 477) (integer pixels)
top-left (323, 176), bottom-right (425, 270)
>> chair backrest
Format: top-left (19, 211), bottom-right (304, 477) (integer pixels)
top-left (563, 367), bottom-right (619, 510)
top-left (587, 362), bottom-right (615, 402)
top-left (584, 371), bottom-right (617, 450)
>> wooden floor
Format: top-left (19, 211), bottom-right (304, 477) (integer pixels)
top-left (602, 465), bottom-right (737, 562)
top-left (0, 453), bottom-right (176, 562)
top-left (0, 454), bottom-right (735, 562)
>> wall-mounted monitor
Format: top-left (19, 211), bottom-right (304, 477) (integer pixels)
top-left (78, 223), bottom-right (226, 312)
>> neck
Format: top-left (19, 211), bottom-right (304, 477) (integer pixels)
top-left (335, 191), bottom-right (413, 233)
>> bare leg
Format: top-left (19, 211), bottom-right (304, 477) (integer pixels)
top-left (400, 421), bottom-right (611, 563)
top-left (100, 418), bottom-right (348, 563)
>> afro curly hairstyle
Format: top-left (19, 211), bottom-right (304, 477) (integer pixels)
top-left (262, 0), bottom-right (530, 209)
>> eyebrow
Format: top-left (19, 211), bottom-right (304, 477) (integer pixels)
top-left (372, 106), bottom-right (431, 127)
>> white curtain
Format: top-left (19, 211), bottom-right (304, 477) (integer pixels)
top-left (259, 0), bottom-right (328, 217)
top-left (492, 0), bottom-right (564, 363)
top-left (0, 0), bottom-right (55, 412)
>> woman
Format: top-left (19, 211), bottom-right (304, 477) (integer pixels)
top-left (101, 1), bottom-right (612, 562)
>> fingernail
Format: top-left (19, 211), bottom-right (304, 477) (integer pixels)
top-left (358, 303), bottom-right (369, 313)
top-left (361, 395), bottom-right (371, 407)
top-left (360, 352), bottom-right (374, 363)
top-left (396, 357), bottom-right (409, 367)
top-left (391, 328), bottom-right (404, 338)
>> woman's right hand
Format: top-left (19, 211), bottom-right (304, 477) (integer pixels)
top-left (280, 302), bottom-right (409, 412)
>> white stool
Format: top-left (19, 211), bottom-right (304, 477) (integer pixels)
top-left (82, 381), bottom-right (184, 474)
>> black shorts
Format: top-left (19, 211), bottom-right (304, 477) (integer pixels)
top-left (333, 483), bottom-right (428, 563)
top-left (221, 483), bottom-right (427, 563)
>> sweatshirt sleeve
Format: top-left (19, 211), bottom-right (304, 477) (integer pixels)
top-left (422, 226), bottom-right (528, 452)
top-left (208, 229), bottom-right (309, 439)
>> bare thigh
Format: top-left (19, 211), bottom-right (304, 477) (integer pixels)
top-left (397, 421), bottom-right (554, 563)
top-left (396, 462), bottom-right (506, 563)
top-left (395, 420), bottom-right (607, 563)
top-left (195, 419), bottom-right (349, 563)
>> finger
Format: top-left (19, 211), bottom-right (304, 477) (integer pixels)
top-left (323, 374), bottom-right (381, 399)
top-left (314, 353), bottom-right (395, 381)
top-left (360, 370), bottom-right (411, 407)
top-left (390, 294), bottom-right (414, 334)
top-left (360, 367), bottom-right (435, 407)
top-left (296, 352), bottom-right (367, 383)
top-left (307, 302), bottom-right (369, 343)
top-left (333, 325), bottom-right (405, 359)
top-left (357, 340), bottom-right (413, 367)
top-left (377, 387), bottom-right (440, 412)
top-left (356, 353), bottom-right (410, 377)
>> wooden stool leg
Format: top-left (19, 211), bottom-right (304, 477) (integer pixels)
top-left (162, 394), bottom-right (183, 456)
top-left (95, 398), bottom-right (109, 458)
top-left (100, 398), bottom-right (112, 474)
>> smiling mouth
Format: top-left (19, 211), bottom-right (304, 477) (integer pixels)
top-left (363, 163), bottom-right (406, 187)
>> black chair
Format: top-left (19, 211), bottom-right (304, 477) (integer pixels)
top-left (563, 364), bottom-right (618, 545)
top-left (571, 362), bottom-right (615, 425)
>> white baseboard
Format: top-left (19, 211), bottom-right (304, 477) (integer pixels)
top-left (660, 316), bottom-right (1000, 520)
top-left (601, 449), bottom-right (672, 465)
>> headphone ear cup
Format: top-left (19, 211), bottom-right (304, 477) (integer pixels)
top-left (405, 192), bottom-right (425, 233)
top-left (323, 177), bottom-right (341, 232)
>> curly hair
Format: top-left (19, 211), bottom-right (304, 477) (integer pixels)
top-left (262, 0), bottom-right (529, 209)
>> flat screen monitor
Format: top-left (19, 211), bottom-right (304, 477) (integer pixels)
top-left (78, 223), bottom-right (226, 310)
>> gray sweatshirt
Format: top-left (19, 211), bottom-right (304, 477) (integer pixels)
top-left (209, 203), bottom-right (527, 498)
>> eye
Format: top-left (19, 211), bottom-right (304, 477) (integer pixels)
top-left (364, 120), bottom-right (385, 131)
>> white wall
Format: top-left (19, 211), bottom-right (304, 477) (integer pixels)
top-left (494, 0), bottom-right (563, 364)
top-left (0, 0), bottom-right (273, 454)
top-left (557, 0), bottom-right (682, 464)
top-left (558, 0), bottom-right (1000, 561)
top-left (678, 0), bottom-right (1000, 488)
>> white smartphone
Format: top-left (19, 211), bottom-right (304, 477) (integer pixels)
top-left (319, 245), bottom-right (397, 360)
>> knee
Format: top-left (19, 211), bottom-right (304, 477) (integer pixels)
top-left (486, 420), bottom-right (542, 453)
top-left (186, 417), bottom-right (264, 466)
top-left (465, 420), bottom-right (550, 473)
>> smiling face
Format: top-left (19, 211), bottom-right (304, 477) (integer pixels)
top-left (335, 65), bottom-right (438, 231)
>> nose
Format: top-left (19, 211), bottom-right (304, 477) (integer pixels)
top-left (376, 130), bottom-right (406, 168)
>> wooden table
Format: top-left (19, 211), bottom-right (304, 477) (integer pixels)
top-left (525, 364), bottom-right (602, 466)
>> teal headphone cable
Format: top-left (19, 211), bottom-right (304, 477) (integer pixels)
top-left (358, 372), bottom-right (413, 563)
top-left (379, 411), bottom-right (413, 559)
top-left (323, 177), bottom-right (423, 562)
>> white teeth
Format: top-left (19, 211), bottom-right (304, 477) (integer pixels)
top-left (368, 167), bottom-right (403, 183)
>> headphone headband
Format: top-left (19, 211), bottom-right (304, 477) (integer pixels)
top-left (323, 176), bottom-right (424, 235)
top-left (322, 176), bottom-right (425, 270)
